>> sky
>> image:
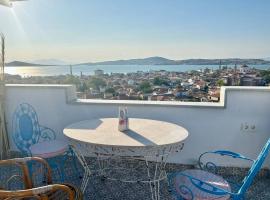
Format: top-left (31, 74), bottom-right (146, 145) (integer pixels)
top-left (0, 0), bottom-right (270, 63)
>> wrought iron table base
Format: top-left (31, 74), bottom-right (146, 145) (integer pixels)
top-left (90, 154), bottom-right (169, 200)
top-left (71, 143), bottom-right (184, 200)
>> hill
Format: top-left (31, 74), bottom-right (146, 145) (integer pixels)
top-left (6, 61), bottom-right (53, 67)
top-left (175, 58), bottom-right (270, 65)
top-left (79, 57), bottom-right (270, 66)
top-left (6, 57), bottom-right (270, 66)
top-left (79, 57), bottom-right (175, 65)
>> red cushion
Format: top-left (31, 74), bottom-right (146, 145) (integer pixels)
top-left (30, 140), bottom-right (68, 158)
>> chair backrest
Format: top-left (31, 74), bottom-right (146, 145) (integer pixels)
top-left (0, 157), bottom-right (52, 190)
top-left (238, 138), bottom-right (270, 195)
top-left (12, 103), bottom-right (41, 155)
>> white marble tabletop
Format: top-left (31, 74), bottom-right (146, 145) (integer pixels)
top-left (63, 118), bottom-right (188, 148)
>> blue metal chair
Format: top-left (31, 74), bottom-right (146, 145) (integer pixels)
top-left (12, 103), bottom-right (80, 182)
top-left (168, 138), bottom-right (270, 200)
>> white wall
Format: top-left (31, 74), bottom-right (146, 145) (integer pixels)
top-left (5, 84), bottom-right (270, 168)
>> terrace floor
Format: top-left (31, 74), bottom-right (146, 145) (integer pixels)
top-left (64, 157), bottom-right (270, 200)
top-left (1, 155), bottom-right (270, 200)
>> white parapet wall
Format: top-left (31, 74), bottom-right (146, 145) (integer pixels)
top-left (4, 84), bottom-right (270, 168)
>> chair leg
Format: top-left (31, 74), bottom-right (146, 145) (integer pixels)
top-left (59, 148), bottom-right (79, 182)
top-left (26, 161), bottom-right (33, 183)
top-left (48, 157), bottom-right (65, 183)
top-left (232, 195), bottom-right (245, 200)
top-left (58, 155), bottom-right (67, 182)
top-left (69, 146), bottom-right (82, 179)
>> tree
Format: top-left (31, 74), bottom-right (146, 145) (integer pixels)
top-left (79, 82), bottom-right (88, 92)
top-left (263, 75), bottom-right (270, 84)
top-left (63, 75), bottom-right (81, 87)
top-left (153, 77), bottom-right (169, 86)
top-left (203, 85), bottom-right (209, 93)
top-left (260, 70), bottom-right (270, 84)
top-left (105, 87), bottom-right (115, 94)
top-left (217, 79), bottom-right (225, 87)
top-left (139, 81), bottom-right (152, 93)
top-left (88, 77), bottom-right (106, 90)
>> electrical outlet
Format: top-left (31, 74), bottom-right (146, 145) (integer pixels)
top-left (240, 123), bottom-right (248, 131)
top-left (250, 125), bottom-right (256, 131)
top-left (241, 123), bottom-right (256, 133)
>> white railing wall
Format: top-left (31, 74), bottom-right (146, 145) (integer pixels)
top-left (5, 84), bottom-right (270, 168)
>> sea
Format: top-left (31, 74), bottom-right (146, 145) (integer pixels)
top-left (4, 64), bottom-right (270, 77)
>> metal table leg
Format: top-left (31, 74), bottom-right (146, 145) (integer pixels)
top-left (145, 154), bottom-right (169, 200)
top-left (70, 146), bottom-right (91, 193)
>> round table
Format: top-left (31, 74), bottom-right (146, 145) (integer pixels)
top-left (63, 118), bottom-right (188, 200)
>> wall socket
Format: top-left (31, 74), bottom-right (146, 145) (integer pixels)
top-left (240, 123), bottom-right (256, 132)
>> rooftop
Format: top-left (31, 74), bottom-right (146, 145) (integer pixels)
top-left (1, 84), bottom-right (270, 199)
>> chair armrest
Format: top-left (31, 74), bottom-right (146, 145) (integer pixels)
top-left (40, 126), bottom-right (56, 142)
top-left (209, 150), bottom-right (254, 161)
top-left (0, 184), bottom-right (75, 199)
top-left (0, 157), bottom-right (53, 188)
top-left (198, 150), bottom-right (254, 171)
top-left (176, 172), bottom-right (235, 197)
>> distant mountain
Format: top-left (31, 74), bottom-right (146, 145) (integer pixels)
top-left (263, 57), bottom-right (270, 61)
top-left (175, 58), bottom-right (270, 65)
top-left (79, 57), bottom-right (270, 66)
top-left (5, 61), bottom-right (52, 67)
top-left (79, 57), bottom-right (175, 65)
top-left (6, 57), bottom-right (270, 67)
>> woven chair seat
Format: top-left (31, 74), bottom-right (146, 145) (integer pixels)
top-left (0, 157), bottom-right (82, 200)
top-left (0, 184), bottom-right (82, 200)
top-left (46, 184), bottom-right (82, 200)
